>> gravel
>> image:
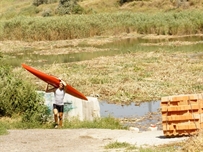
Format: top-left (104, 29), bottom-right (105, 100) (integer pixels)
top-left (0, 129), bottom-right (188, 152)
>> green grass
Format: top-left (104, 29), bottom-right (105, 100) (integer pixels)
top-left (63, 116), bottom-right (125, 129)
top-left (0, 116), bottom-right (125, 130)
top-left (104, 141), bottom-right (182, 152)
top-left (105, 141), bottom-right (134, 149)
top-left (0, 122), bottom-right (8, 135)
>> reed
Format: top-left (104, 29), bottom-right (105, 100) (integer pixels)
top-left (1, 10), bottom-right (203, 41)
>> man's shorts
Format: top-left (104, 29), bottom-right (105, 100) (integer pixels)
top-left (53, 104), bottom-right (64, 113)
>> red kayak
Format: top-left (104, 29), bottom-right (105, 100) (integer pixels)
top-left (22, 63), bottom-right (88, 100)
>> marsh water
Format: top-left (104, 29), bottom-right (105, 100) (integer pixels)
top-left (100, 101), bottom-right (160, 118)
top-left (3, 35), bottom-right (203, 67)
top-left (99, 101), bottom-right (161, 130)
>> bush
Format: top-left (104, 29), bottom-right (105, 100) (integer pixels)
top-left (33, 0), bottom-right (57, 6)
top-left (0, 65), bottom-right (49, 124)
top-left (57, 0), bottom-right (84, 15)
top-left (33, 0), bottom-right (46, 6)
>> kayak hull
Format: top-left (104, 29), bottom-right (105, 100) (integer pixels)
top-left (22, 64), bottom-right (88, 101)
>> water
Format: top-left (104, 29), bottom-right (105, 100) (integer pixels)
top-left (3, 35), bottom-right (203, 67)
top-left (99, 101), bottom-right (162, 130)
top-left (99, 101), bottom-right (160, 118)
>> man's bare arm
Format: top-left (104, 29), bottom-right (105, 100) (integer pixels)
top-left (45, 83), bottom-right (57, 93)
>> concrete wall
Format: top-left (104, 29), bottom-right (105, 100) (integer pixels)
top-left (37, 91), bottom-right (100, 121)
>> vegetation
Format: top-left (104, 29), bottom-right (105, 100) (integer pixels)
top-left (0, 62), bottom-right (49, 124)
top-left (104, 132), bottom-right (203, 152)
top-left (0, 122), bottom-right (8, 135)
top-left (1, 10), bottom-right (203, 41)
top-left (57, 0), bottom-right (84, 15)
top-left (0, 116), bottom-right (124, 130)
top-left (63, 116), bottom-right (124, 129)
top-left (33, 0), bottom-right (57, 6)
top-left (104, 141), bottom-right (178, 152)
top-left (105, 141), bottom-right (134, 149)
top-left (1, 0), bottom-right (203, 41)
top-left (3, 38), bottom-right (201, 103)
top-left (1, 1), bottom-right (203, 151)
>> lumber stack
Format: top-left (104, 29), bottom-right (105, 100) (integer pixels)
top-left (161, 93), bottom-right (203, 136)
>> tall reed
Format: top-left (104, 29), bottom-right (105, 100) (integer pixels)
top-left (0, 10), bottom-right (203, 41)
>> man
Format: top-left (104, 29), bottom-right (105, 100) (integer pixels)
top-left (45, 80), bottom-right (66, 128)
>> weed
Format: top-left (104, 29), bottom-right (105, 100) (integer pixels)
top-left (0, 122), bottom-right (8, 135)
top-left (105, 141), bottom-right (132, 149)
top-left (63, 116), bottom-right (125, 129)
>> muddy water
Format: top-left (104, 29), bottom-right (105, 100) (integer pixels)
top-left (100, 101), bottom-right (162, 131)
top-left (100, 101), bottom-right (160, 118)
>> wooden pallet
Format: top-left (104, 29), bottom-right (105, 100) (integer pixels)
top-left (161, 93), bottom-right (203, 136)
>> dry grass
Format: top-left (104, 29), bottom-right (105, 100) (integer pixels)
top-left (180, 130), bottom-right (203, 152)
top-left (1, 0), bottom-right (203, 19)
top-left (9, 34), bottom-right (203, 104)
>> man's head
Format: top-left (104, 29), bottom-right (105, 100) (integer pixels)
top-left (59, 81), bottom-right (64, 90)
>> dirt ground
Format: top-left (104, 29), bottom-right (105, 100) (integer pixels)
top-left (0, 129), bottom-right (188, 152)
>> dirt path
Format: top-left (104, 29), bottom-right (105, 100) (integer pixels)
top-left (0, 129), bottom-right (188, 152)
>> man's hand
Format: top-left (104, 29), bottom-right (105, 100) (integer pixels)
top-left (61, 80), bottom-right (66, 86)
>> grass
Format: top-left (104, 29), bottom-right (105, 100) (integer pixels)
top-left (2, 35), bottom-right (203, 103)
top-left (104, 131), bottom-right (203, 151)
top-left (0, 124), bottom-right (8, 135)
top-left (104, 141), bottom-right (181, 152)
top-left (63, 116), bottom-right (126, 129)
top-left (0, 116), bottom-right (125, 130)
top-left (105, 141), bottom-right (135, 149)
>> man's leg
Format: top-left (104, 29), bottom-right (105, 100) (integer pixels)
top-left (59, 112), bottom-right (63, 127)
top-left (53, 108), bottom-right (58, 127)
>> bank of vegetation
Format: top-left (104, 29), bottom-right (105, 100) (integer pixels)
top-left (1, 10), bottom-right (203, 41)
top-left (0, 57), bottom-right (124, 132)
top-left (1, 0), bottom-right (203, 41)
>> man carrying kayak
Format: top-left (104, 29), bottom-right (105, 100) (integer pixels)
top-left (45, 79), bottom-right (66, 128)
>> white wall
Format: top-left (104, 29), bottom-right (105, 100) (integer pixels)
top-left (37, 91), bottom-right (100, 121)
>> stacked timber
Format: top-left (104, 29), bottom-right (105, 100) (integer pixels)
top-left (161, 93), bottom-right (203, 136)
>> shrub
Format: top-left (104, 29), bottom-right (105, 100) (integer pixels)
top-left (33, 0), bottom-right (46, 6)
top-left (57, 0), bottom-right (84, 15)
top-left (33, 0), bottom-right (57, 6)
top-left (0, 65), bottom-right (49, 124)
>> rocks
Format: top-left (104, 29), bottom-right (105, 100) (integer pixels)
top-left (119, 112), bottom-right (162, 131)
top-left (129, 127), bottom-right (140, 132)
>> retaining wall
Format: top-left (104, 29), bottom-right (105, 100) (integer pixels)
top-left (38, 91), bottom-right (100, 121)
